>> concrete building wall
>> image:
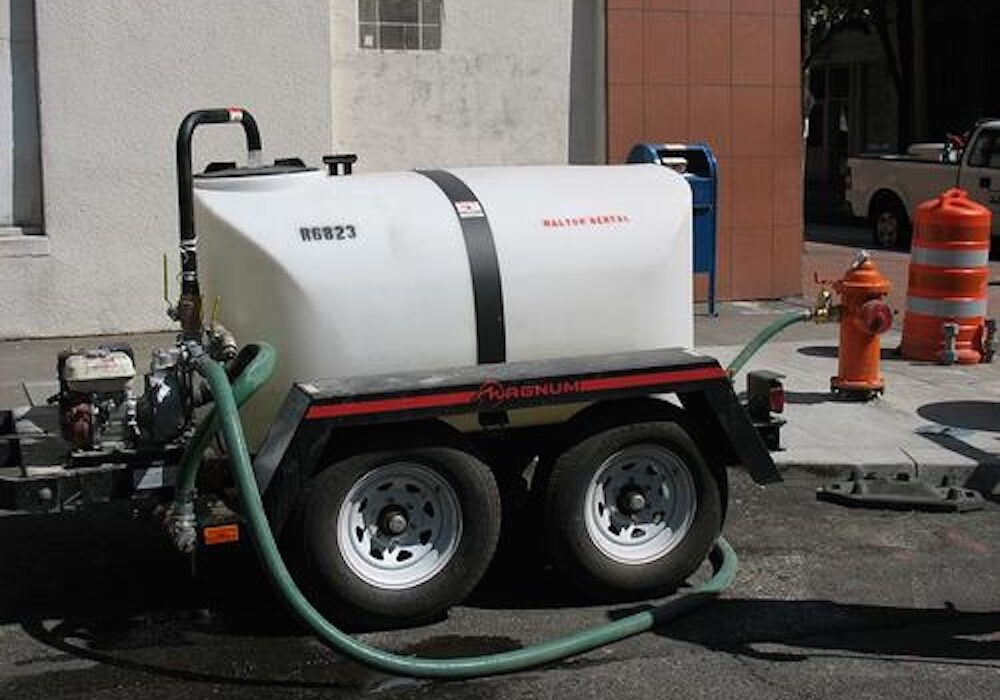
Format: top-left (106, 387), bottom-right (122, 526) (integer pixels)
top-left (607, 0), bottom-right (803, 301)
top-left (0, 1), bottom-right (332, 338)
top-left (329, 0), bottom-right (575, 172)
top-left (0, 0), bottom-right (600, 338)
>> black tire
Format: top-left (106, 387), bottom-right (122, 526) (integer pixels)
top-left (871, 195), bottom-right (911, 250)
top-left (544, 421), bottom-right (722, 601)
top-left (303, 447), bottom-right (501, 629)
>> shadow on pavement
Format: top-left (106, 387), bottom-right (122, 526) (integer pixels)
top-left (0, 504), bottom-right (298, 632)
top-left (637, 598), bottom-right (1000, 666)
top-left (796, 345), bottom-right (900, 361)
top-left (784, 391), bottom-right (833, 405)
top-left (916, 401), bottom-right (1000, 497)
top-left (17, 595), bottom-right (1000, 693)
top-left (918, 401), bottom-right (1000, 433)
top-left (18, 617), bottom-right (371, 693)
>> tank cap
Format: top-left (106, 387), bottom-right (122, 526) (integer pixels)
top-left (204, 161), bottom-right (237, 173)
top-left (274, 157), bottom-right (307, 168)
top-left (323, 154), bottom-right (358, 176)
top-left (196, 160), bottom-right (317, 179)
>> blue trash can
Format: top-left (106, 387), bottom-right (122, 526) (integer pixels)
top-left (627, 143), bottom-right (719, 316)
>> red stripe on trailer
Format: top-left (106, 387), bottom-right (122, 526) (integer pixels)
top-left (306, 390), bottom-right (479, 419)
top-left (579, 366), bottom-right (725, 392)
top-left (304, 365), bottom-right (725, 421)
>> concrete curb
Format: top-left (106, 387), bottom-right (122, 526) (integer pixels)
top-left (773, 458), bottom-right (1000, 496)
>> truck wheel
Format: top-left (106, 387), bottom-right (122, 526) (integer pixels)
top-left (303, 447), bottom-right (500, 628)
top-left (544, 422), bottom-right (722, 600)
top-left (871, 197), bottom-right (911, 249)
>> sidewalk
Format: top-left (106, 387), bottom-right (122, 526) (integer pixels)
top-left (697, 299), bottom-right (1000, 492)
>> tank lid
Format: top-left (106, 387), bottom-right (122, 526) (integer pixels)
top-left (196, 158), bottom-right (317, 179)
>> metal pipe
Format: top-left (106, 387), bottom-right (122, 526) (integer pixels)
top-left (174, 108), bottom-right (262, 337)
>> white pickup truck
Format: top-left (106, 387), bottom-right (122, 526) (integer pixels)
top-left (846, 119), bottom-right (1000, 248)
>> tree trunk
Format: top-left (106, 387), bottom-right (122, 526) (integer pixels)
top-left (872, 1), bottom-right (914, 152)
top-left (896, 0), bottom-right (914, 150)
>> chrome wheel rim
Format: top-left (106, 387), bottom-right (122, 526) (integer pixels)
top-left (337, 462), bottom-right (462, 589)
top-left (583, 444), bottom-right (696, 565)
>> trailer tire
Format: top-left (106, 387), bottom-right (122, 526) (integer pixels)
top-left (303, 447), bottom-right (500, 629)
top-left (544, 421), bottom-right (721, 601)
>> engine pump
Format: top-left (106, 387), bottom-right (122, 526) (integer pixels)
top-left (54, 342), bottom-right (196, 451)
top-left (56, 346), bottom-right (138, 449)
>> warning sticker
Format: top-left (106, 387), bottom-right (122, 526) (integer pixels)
top-left (455, 200), bottom-right (485, 219)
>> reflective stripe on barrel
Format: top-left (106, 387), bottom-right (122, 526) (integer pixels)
top-left (910, 245), bottom-right (990, 268)
top-left (905, 296), bottom-right (987, 319)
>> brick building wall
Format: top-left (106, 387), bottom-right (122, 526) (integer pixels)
top-left (607, 0), bottom-right (802, 300)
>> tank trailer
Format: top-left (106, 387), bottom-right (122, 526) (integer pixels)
top-left (0, 109), bottom-right (780, 632)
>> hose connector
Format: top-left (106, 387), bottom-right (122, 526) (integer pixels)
top-left (168, 489), bottom-right (198, 554)
top-left (812, 288), bottom-right (841, 324)
top-left (208, 323), bottom-right (239, 362)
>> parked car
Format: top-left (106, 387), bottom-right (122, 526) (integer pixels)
top-left (846, 119), bottom-right (1000, 248)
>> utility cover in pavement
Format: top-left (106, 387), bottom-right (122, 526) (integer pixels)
top-left (817, 473), bottom-right (985, 512)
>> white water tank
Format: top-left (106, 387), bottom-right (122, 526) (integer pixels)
top-left (195, 164), bottom-right (693, 445)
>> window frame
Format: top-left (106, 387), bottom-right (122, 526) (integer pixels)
top-left (358, 0), bottom-right (442, 52)
top-left (966, 128), bottom-right (1000, 170)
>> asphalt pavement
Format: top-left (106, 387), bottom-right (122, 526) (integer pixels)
top-left (1, 470), bottom-right (997, 699)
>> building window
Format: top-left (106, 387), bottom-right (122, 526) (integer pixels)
top-left (2, 0), bottom-right (44, 236)
top-left (359, 0), bottom-right (442, 51)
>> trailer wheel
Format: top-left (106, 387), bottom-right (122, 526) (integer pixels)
top-left (544, 421), bottom-right (721, 600)
top-left (303, 447), bottom-right (500, 628)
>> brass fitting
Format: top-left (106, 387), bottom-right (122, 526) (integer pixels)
top-left (176, 292), bottom-right (203, 338)
top-left (812, 288), bottom-right (841, 323)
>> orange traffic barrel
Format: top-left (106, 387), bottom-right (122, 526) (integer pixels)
top-left (899, 188), bottom-right (991, 363)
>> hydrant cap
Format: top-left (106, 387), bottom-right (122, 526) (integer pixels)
top-left (859, 298), bottom-right (893, 335)
top-left (837, 257), bottom-right (891, 295)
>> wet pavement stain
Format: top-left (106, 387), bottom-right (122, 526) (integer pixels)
top-left (397, 634), bottom-right (523, 658)
top-left (6, 613), bottom-right (522, 699)
top-left (8, 615), bottom-right (375, 697)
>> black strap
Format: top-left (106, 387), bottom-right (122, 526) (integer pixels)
top-left (416, 169), bottom-right (506, 364)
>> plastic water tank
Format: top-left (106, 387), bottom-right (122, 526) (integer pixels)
top-left (195, 164), bottom-right (693, 445)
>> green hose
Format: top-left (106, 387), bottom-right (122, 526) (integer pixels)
top-left (725, 310), bottom-right (812, 377)
top-left (176, 343), bottom-right (278, 496)
top-left (179, 345), bottom-right (738, 679)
